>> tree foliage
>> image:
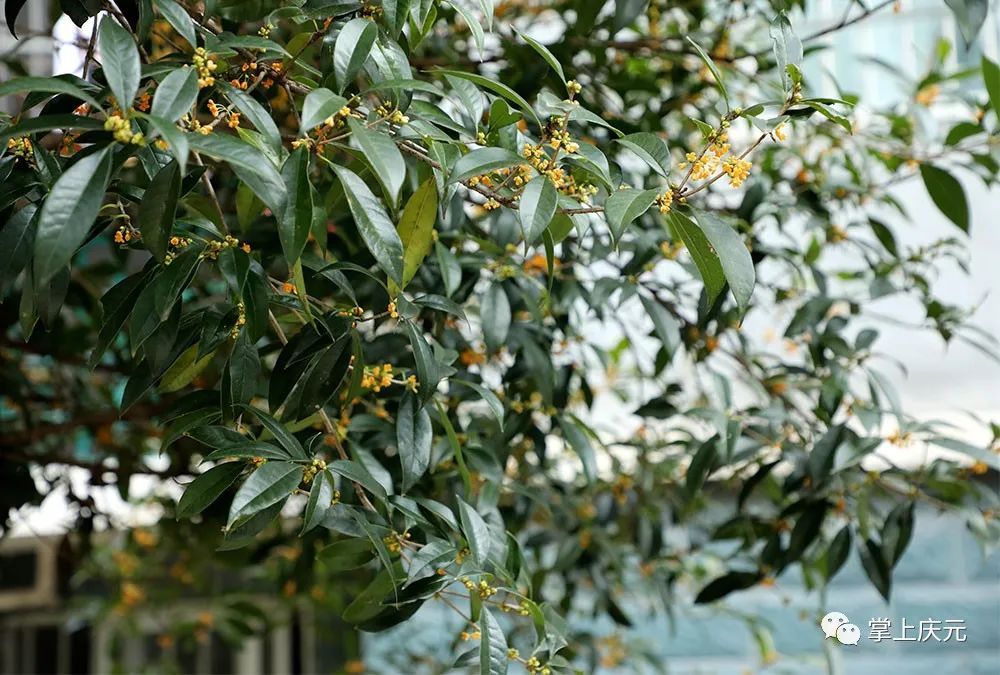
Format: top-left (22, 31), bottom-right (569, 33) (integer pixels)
top-left (1, 0), bottom-right (999, 671)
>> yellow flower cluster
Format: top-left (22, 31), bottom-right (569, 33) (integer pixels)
top-left (547, 126), bottom-right (579, 154)
top-left (566, 79), bottom-right (582, 95)
top-left (382, 530), bottom-right (411, 554)
top-left (113, 225), bottom-right (140, 245)
top-left (462, 578), bottom-right (498, 599)
top-left (6, 136), bottom-right (32, 160)
top-left (230, 301), bottom-right (246, 339)
top-left (483, 198), bottom-right (501, 211)
top-left (915, 83), bottom-right (940, 106)
top-left (258, 23), bottom-right (273, 38)
top-left (459, 630), bottom-right (481, 641)
top-left (683, 150), bottom-right (717, 181)
top-left (135, 91), bottom-right (151, 112)
top-left (655, 190), bottom-right (673, 214)
top-left (526, 657), bottom-right (551, 675)
top-left (302, 458), bottom-right (326, 484)
top-left (773, 123), bottom-right (788, 142)
top-left (375, 103), bottom-right (409, 125)
top-left (722, 155), bottom-right (752, 187)
top-left (180, 113), bottom-right (213, 135)
top-left (104, 115), bottom-right (145, 145)
top-left (201, 235), bottom-right (250, 261)
top-left (520, 142), bottom-right (598, 202)
top-left (192, 47), bottom-right (218, 88)
top-left (361, 364), bottom-right (394, 392)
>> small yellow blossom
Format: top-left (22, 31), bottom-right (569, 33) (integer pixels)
top-left (721, 156), bottom-right (752, 187)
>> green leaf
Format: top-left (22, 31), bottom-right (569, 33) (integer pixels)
top-left (160, 344), bottom-right (215, 392)
top-left (667, 211), bottom-right (726, 306)
top-left (136, 113), bottom-right (190, 172)
top-left (882, 502), bottom-right (915, 569)
top-left (514, 28), bottom-right (565, 83)
top-left (456, 379), bottom-right (504, 431)
top-left (518, 176), bottom-right (558, 245)
top-left (0, 76), bottom-right (103, 111)
top-left (405, 322), bottom-right (442, 401)
top-left (239, 405), bottom-right (309, 460)
top-left (614, 133), bottom-right (670, 177)
top-left (770, 11), bottom-right (802, 91)
top-left (139, 159), bottom-right (180, 262)
top-left (692, 210), bottom-right (755, 312)
top-left (686, 36), bottom-right (728, 106)
top-left (228, 329), bottom-right (260, 410)
top-left (99, 17), bottom-right (141, 110)
top-left (859, 537), bottom-right (892, 601)
top-left (300, 88), bottom-right (348, 132)
top-left (187, 132), bottom-right (286, 214)
top-left (302, 469), bottom-right (335, 534)
top-left (808, 424), bottom-right (845, 484)
top-left (328, 459), bottom-right (388, 501)
top-left (176, 462), bottom-right (244, 519)
top-left (919, 164), bottom-right (969, 232)
top-left (638, 294), bottom-right (680, 355)
top-left (559, 416), bottom-right (597, 483)
top-left (450, 147), bottom-right (524, 184)
top-left (0, 205), bottom-right (37, 288)
top-left (201, 443), bottom-right (291, 463)
top-left (348, 118), bottom-right (406, 209)
top-left (33, 147), bottom-right (114, 285)
top-left (219, 82), bottom-right (283, 154)
top-left (695, 571), bottom-right (762, 604)
top-left (944, 0), bottom-right (989, 46)
top-left (786, 501), bottom-right (826, 563)
top-left (334, 18), bottom-right (377, 92)
top-left (983, 56), bottom-right (1000, 121)
top-left (154, 0), bottom-right (197, 48)
top-left (480, 283), bottom-right (511, 351)
top-left (332, 165), bottom-right (404, 285)
top-left (479, 608), bottom-right (508, 675)
top-left (397, 392), bottom-right (432, 492)
top-left (319, 538), bottom-right (375, 571)
top-left (397, 178), bottom-right (438, 287)
top-left (825, 525), bottom-right (852, 581)
top-left (279, 147), bottom-right (313, 266)
top-left (447, 1), bottom-right (485, 53)
top-left (151, 67), bottom-right (198, 123)
top-left (457, 498), bottom-right (491, 567)
top-left (604, 188), bottom-right (659, 243)
top-left (227, 460), bottom-right (302, 526)
top-left (435, 69), bottom-right (541, 128)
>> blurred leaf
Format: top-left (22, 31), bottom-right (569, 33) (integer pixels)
top-left (920, 164), bottom-right (969, 232)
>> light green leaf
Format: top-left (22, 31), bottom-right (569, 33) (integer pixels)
top-left (160, 344), bottom-right (215, 392)
top-left (456, 379), bottom-right (504, 430)
top-left (33, 147), bottom-right (113, 285)
top-left (219, 82), bottom-right (283, 153)
top-left (945, 0), bottom-right (989, 45)
top-left (692, 210), bottom-right (756, 312)
top-left (667, 210), bottom-right (726, 306)
top-left (451, 147), bottom-right (524, 184)
top-left (151, 67), bottom-right (198, 123)
top-left (447, 1), bottom-right (485, 53)
top-left (457, 497), bottom-right (491, 567)
top-left (334, 18), bottom-right (377, 92)
top-left (480, 607), bottom-right (509, 675)
top-left (397, 178), bottom-right (438, 287)
top-left (99, 17), bottom-right (141, 110)
top-left (300, 88), bottom-right (348, 132)
top-left (348, 118), bottom-right (406, 209)
top-left (227, 461), bottom-right (302, 526)
top-left (302, 470), bottom-right (334, 534)
top-left (481, 282), bottom-right (511, 351)
top-left (770, 11), bottom-right (802, 91)
top-left (919, 164), bottom-right (969, 232)
top-left (514, 28), bottom-right (565, 84)
top-left (983, 56), bottom-right (1000, 120)
top-left (397, 392), bottom-right (432, 492)
top-left (604, 188), bottom-right (659, 243)
top-left (518, 176), bottom-right (558, 245)
top-left (638, 294), bottom-right (681, 356)
top-left (139, 159), bottom-right (180, 262)
top-left (154, 0), bottom-right (197, 48)
top-left (332, 165), bottom-right (405, 284)
top-left (559, 416), bottom-right (597, 483)
top-left (615, 133), bottom-right (671, 177)
top-left (686, 36), bottom-right (728, 106)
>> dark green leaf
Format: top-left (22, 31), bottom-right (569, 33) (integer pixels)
top-left (518, 176), bottom-right (558, 245)
top-left (695, 571), bottom-right (763, 604)
top-left (176, 462), bottom-right (244, 519)
top-left (332, 165), bottom-right (404, 284)
top-left (457, 498), bottom-right (491, 567)
top-left (480, 283), bottom-right (511, 351)
top-left (480, 607), bottom-right (508, 675)
top-left (151, 66), bottom-right (198, 124)
top-left (604, 188), bottom-right (658, 243)
top-left (302, 469), bottom-right (335, 534)
top-left (334, 19), bottom-right (377, 92)
top-left (154, 0), bottom-right (197, 47)
top-left (33, 146), bottom-right (113, 285)
top-left (279, 147), bottom-right (313, 266)
top-left (348, 118), bottom-right (406, 209)
top-left (450, 147), bottom-right (524, 184)
top-left (667, 211), bottom-right (726, 306)
top-left (920, 164), bottom-right (969, 232)
top-left (227, 460), bottom-right (302, 526)
top-left (693, 210), bottom-right (755, 312)
top-left (300, 88), bottom-right (348, 132)
top-left (397, 392), bottom-right (432, 492)
top-left (139, 159), bottom-right (180, 262)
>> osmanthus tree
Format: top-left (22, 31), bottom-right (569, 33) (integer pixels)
top-left (1, 0), bottom-right (999, 671)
